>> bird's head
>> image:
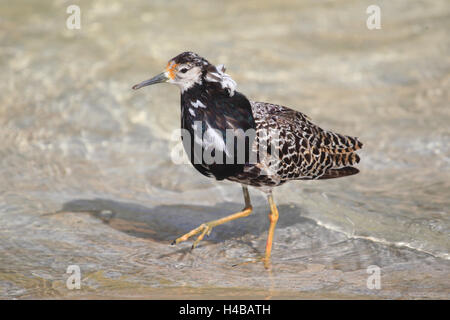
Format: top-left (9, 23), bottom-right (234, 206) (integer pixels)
top-left (132, 51), bottom-right (237, 96)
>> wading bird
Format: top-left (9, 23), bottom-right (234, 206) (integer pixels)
top-left (132, 52), bottom-right (362, 268)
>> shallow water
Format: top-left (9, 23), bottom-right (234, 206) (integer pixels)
top-left (0, 0), bottom-right (449, 299)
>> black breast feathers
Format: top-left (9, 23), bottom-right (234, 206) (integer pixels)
top-left (181, 80), bottom-right (256, 181)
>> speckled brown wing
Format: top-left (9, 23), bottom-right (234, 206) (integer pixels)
top-left (250, 101), bottom-right (363, 182)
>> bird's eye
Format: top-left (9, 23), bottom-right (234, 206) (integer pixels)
top-left (180, 68), bottom-right (188, 73)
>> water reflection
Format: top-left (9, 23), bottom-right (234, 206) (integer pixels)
top-left (0, 0), bottom-right (449, 298)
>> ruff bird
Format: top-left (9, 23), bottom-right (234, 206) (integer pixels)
top-left (132, 52), bottom-right (363, 268)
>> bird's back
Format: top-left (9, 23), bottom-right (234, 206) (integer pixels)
top-left (228, 101), bottom-right (363, 187)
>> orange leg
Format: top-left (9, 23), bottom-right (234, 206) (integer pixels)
top-left (232, 191), bottom-right (279, 269)
top-left (172, 186), bottom-right (252, 249)
top-left (263, 193), bottom-right (279, 268)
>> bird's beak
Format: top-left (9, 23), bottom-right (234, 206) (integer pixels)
top-left (132, 72), bottom-right (169, 90)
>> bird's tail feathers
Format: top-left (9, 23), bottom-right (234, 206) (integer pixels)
top-left (318, 166), bottom-right (359, 179)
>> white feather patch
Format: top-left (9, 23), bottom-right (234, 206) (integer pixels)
top-left (205, 64), bottom-right (237, 97)
top-left (191, 121), bottom-right (229, 156)
top-left (191, 100), bottom-right (207, 109)
top-left (204, 124), bottom-right (228, 155)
